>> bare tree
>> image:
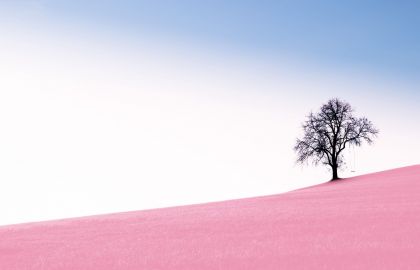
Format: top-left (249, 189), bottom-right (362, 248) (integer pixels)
top-left (294, 98), bottom-right (378, 180)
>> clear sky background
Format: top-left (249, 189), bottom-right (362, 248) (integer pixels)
top-left (0, 1), bottom-right (419, 225)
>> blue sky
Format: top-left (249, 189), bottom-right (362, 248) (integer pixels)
top-left (37, 0), bottom-right (420, 80)
top-left (0, 1), bottom-right (419, 225)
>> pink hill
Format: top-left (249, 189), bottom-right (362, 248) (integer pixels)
top-left (1, 165), bottom-right (420, 269)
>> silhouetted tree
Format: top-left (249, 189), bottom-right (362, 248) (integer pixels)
top-left (294, 98), bottom-right (378, 180)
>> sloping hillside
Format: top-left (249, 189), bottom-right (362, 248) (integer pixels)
top-left (1, 165), bottom-right (419, 269)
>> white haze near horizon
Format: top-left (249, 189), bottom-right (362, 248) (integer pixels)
top-left (0, 21), bottom-right (419, 225)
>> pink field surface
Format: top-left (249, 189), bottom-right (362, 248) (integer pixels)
top-left (1, 165), bottom-right (420, 269)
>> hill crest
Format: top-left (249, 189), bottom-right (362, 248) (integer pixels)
top-left (1, 165), bottom-right (420, 269)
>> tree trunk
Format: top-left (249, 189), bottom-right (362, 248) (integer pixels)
top-left (331, 165), bottom-right (339, 180)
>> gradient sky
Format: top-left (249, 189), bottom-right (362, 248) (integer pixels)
top-left (23, 0), bottom-right (420, 78)
top-left (0, 1), bottom-right (419, 225)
